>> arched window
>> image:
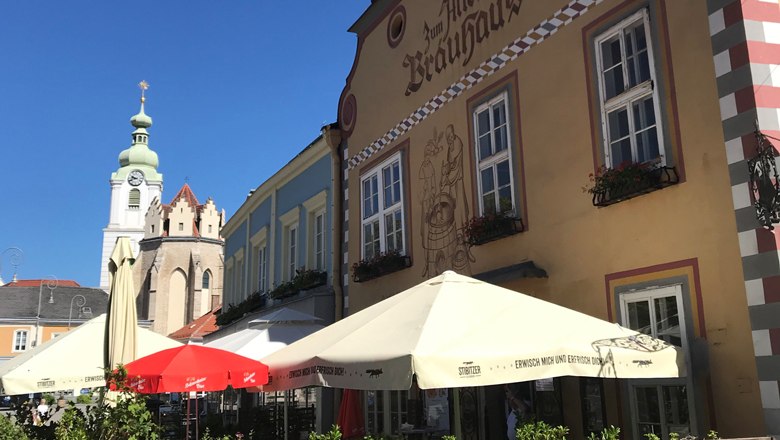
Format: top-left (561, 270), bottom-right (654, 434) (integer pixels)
top-left (203, 271), bottom-right (211, 289)
top-left (128, 189), bottom-right (141, 208)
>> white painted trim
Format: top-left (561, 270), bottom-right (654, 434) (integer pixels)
top-left (752, 329), bottom-right (773, 356)
top-left (359, 152), bottom-right (406, 259)
top-left (708, 9), bottom-right (725, 36)
top-left (250, 226), bottom-right (268, 248)
top-left (745, 278), bottom-right (766, 306)
top-left (302, 190), bottom-right (328, 213)
top-left (594, 9), bottom-right (666, 168)
top-left (732, 182), bottom-right (753, 210)
top-left (713, 50), bottom-right (731, 77)
top-left (221, 138), bottom-right (329, 236)
top-left (279, 206), bottom-right (301, 229)
top-left (719, 93), bottom-right (738, 120)
top-left (725, 137), bottom-right (744, 164)
top-left (759, 381), bottom-right (780, 409)
top-left (738, 229), bottom-right (759, 257)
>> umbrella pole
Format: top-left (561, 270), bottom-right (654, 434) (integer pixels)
top-left (186, 396), bottom-right (191, 440)
top-left (284, 390), bottom-right (289, 440)
top-left (453, 388), bottom-right (462, 440)
top-left (195, 397), bottom-right (199, 440)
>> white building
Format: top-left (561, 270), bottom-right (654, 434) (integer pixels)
top-left (99, 84), bottom-right (163, 290)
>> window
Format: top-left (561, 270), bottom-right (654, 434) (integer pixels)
top-left (473, 92), bottom-right (516, 215)
top-left (595, 9), bottom-right (663, 168)
top-left (366, 390), bottom-right (409, 436)
top-left (303, 190), bottom-right (328, 272)
top-left (208, 225), bottom-right (213, 233)
top-left (150, 224), bottom-right (155, 234)
top-left (620, 285), bottom-right (692, 438)
top-left (287, 225), bottom-right (298, 280)
top-left (128, 189), bottom-right (141, 209)
top-left (279, 207), bottom-right (300, 282)
top-left (203, 271), bottom-right (211, 289)
top-left (178, 223), bottom-right (184, 231)
top-left (313, 211), bottom-right (325, 271)
top-left (361, 153), bottom-right (405, 259)
top-left (257, 245), bottom-right (268, 293)
top-left (13, 330), bottom-right (28, 352)
top-left (250, 227), bottom-right (269, 294)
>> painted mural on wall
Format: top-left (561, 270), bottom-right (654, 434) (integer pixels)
top-left (419, 124), bottom-right (475, 277)
top-left (404, 0), bottom-right (525, 96)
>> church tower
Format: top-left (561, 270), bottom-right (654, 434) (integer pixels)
top-left (100, 81), bottom-right (163, 290)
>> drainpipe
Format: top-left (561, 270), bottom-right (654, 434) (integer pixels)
top-left (322, 124), bottom-right (344, 322)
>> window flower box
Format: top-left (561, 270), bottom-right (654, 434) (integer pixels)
top-left (463, 212), bottom-right (524, 246)
top-left (584, 161), bottom-right (679, 207)
top-left (352, 250), bottom-right (412, 283)
top-left (269, 268), bottom-right (328, 299)
top-left (216, 290), bottom-right (267, 326)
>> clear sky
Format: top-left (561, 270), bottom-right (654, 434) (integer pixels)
top-left (0, 1), bottom-right (369, 287)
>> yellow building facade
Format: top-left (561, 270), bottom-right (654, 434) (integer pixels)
top-left (337, 0), bottom-right (779, 438)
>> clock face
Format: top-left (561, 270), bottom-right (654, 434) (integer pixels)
top-left (128, 170), bottom-right (144, 186)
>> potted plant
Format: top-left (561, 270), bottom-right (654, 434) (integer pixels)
top-left (463, 211), bottom-right (523, 246)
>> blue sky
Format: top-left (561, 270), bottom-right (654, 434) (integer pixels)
top-left (0, 2), bottom-right (368, 287)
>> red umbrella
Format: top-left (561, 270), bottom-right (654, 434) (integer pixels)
top-left (337, 389), bottom-right (365, 439)
top-left (122, 345), bottom-right (269, 393)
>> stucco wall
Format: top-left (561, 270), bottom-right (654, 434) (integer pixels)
top-left (342, 0), bottom-right (762, 437)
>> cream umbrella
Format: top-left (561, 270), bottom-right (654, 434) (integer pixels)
top-left (104, 237), bottom-right (138, 371)
top-left (260, 271), bottom-right (687, 391)
top-left (0, 314), bottom-right (181, 395)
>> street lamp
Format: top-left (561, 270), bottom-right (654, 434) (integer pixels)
top-left (0, 247), bottom-right (24, 284)
top-left (34, 276), bottom-right (58, 347)
top-left (68, 295), bottom-right (87, 330)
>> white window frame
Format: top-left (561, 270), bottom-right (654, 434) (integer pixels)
top-left (472, 91), bottom-right (517, 216)
top-left (360, 152), bottom-right (406, 259)
top-left (303, 190), bottom-right (328, 272)
top-left (619, 285), bottom-right (695, 439)
top-left (250, 227), bottom-right (269, 294)
top-left (365, 390), bottom-right (409, 436)
top-left (595, 9), bottom-right (665, 168)
top-left (313, 210), bottom-right (326, 271)
top-left (258, 245), bottom-right (268, 293)
top-left (12, 329), bottom-right (28, 352)
top-left (278, 207), bottom-right (300, 281)
top-left (286, 224), bottom-right (298, 280)
top-left (234, 248), bottom-right (245, 301)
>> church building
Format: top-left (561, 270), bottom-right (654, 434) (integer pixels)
top-left (100, 82), bottom-right (224, 336)
top-left (134, 183), bottom-right (225, 336)
top-left (99, 81), bottom-right (162, 291)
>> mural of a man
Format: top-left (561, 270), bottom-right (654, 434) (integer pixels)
top-left (418, 125), bottom-right (473, 277)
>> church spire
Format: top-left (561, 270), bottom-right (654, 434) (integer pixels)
top-left (119, 81), bottom-right (159, 169)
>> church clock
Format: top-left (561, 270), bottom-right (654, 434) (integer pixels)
top-left (128, 169), bottom-right (144, 186)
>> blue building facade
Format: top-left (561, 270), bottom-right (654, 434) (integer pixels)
top-left (219, 134), bottom-right (336, 324)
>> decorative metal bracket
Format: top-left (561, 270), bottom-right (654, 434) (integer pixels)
top-left (747, 130), bottom-right (780, 230)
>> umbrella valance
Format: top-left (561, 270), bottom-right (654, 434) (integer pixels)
top-left (259, 271), bottom-right (686, 391)
top-left (0, 314), bottom-right (181, 395)
top-left (123, 345), bottom-right (269, 393)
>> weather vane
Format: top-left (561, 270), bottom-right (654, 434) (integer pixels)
top-left (138, 80), bottom-right (149, 103)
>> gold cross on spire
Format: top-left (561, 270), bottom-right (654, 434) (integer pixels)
top-left (138, 80), bottom-right (149, 103)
